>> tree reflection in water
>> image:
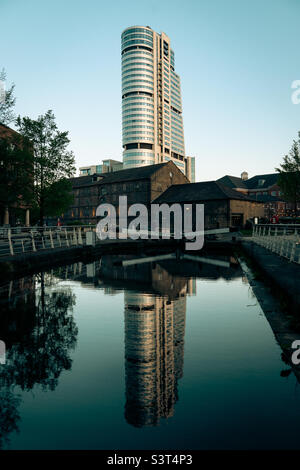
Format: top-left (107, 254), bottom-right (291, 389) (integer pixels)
top-left (0, 272), bottom-right (78, 448)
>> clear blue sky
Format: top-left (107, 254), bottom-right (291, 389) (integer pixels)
top-left (1, 0), bottom-right (300, 181)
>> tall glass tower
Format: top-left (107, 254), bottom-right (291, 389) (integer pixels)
top-left (121, 26), bottom-right (186, 174)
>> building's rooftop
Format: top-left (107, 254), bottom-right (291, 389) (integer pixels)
top-left (71, 162), bottom-right (184, 188)
top-left (70, 174), bottom-right (103, 188)
top-left (216, 175), bottom-right (248, 190)
top-left (246, 173), bottom-right (279, 189)
top-left (217, 173), bottom-right (279, 190)
top-left (0, 123), bottom-right (20, 139)
top-left (98, 162), bottom-right (169, 184)
top-left (153, 180), bottom-right (260, 204)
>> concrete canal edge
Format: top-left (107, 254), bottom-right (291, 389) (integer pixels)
top-left (238, 241), bottom-right (300, 381)
top-left (241, 240), bottom-right (300, 314)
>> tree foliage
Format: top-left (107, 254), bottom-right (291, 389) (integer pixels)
top-left (0, 275), bottom-right (78, 448)
top-left (0, 69), bottom-right (16, 125)
top-left (16, 110), bottom-right (76, 224)
top-left (43, 178), bottom-right (74, 217)
top-left (276, 131), bottom-right (300, 214)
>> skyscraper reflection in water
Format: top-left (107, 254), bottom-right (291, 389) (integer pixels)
top-left (124, 264), bottom-right (192, 427)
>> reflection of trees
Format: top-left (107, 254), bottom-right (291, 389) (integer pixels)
top-left (0, 389), bottom-right (21, 450)
top-left (0, 273), bottom-right (78, 448)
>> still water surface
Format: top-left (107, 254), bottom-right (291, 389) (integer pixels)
top-left (0, 253), bottom-right (300, 449)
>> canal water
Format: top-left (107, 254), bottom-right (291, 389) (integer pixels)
top-left (0, 252), bottom-right (300, 450)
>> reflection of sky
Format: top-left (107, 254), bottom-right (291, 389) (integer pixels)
top-left (1, 0), bottom-right (300, 180)
top-left (4, 270), bottom-right (300, 450)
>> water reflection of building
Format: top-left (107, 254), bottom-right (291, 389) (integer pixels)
top-left (56, 252), bottom-right (241, 427)
top-left (118, 261), bottom-right (190, 427)
top-left (124, 292), bottom-right (186, 427)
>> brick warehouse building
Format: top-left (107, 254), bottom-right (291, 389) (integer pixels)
top-left (62, 161), bottom-right (189, 225)
top-left (217, 172), bottom-right (299, 219)
top-left (0, 123), bottom-right (32, 226)
top-left (153, 180), bottom-right (264, 230)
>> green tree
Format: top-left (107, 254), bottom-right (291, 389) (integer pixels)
top-left (0, 69), bottom-right (16, 125)
top-left (43, 178), bottom-right (74, 218)
top-left (16, 110), bottom-right (75, 225)
top-left (276, 131), bottom-right (300, 216)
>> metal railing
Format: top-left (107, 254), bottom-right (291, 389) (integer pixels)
top-left (0, 224), bottom-right (231, 259)
top-left (252, 224), bottom-right (300, 264)
top-left (0, 225), bottom-right (96, 258)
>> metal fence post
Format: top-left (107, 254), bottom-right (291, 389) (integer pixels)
top-left (73, 228), bottom-right (77, 245)
top-left (49, 229), bottom-right (54, 249)
top-left (7, 229), bottom-right (14, 255)
top-left (65, 229), bottom-right (69, 247)
top-left (77, 227), bottom-right (83, 245)
top-left (31, 231), bottom-right (36, 252)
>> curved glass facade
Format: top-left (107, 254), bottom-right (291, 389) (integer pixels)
top-left (122, 26), bottom-right (185, 171)
top-left (122, 27), bottom-right (155, 166)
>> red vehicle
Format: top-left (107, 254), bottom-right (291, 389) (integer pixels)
top-left (270, 215), bottom-right (279, 224)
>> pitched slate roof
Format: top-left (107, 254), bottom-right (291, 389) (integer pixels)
top-left (70, 162), bottom-right (182, 189)
top-left (217, 172), bottom-right (280, 191)
top-left (153, 181), bottom-right (260, 204)
top-left (216, 175), bottom-right (248, 189)
top-left (98, 162), bottom-right (171, 184)
top-left (246, 173), bottom-right (279, 189)
top-left (70, 174), bottom-right (103, 188)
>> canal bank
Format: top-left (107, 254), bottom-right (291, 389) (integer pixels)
top-left (241, 240), bottom-right (300, 314)
top-left (240, 240), bottom-right (300, 380)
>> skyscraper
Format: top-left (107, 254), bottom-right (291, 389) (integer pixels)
top-left (121, 26), bottom-right (186, 175)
